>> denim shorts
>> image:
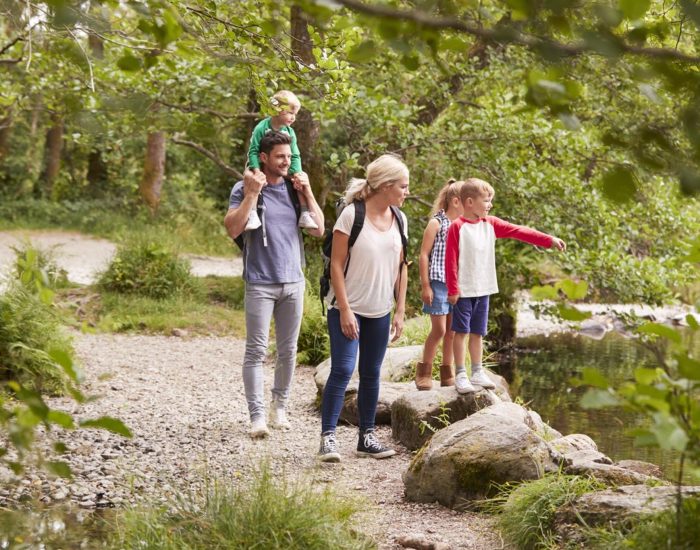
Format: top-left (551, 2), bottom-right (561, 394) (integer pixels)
top-left (422, 280), bottom-right (452, 316)
top-left (451, 295), bottom-right (490, 335)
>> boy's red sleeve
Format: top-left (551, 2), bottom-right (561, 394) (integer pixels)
top-left (445, 218), bottom-right (462, 296)
top-left (489, 216), bottom-right (553, 248)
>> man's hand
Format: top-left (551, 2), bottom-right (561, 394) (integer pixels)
top-left (447, 294), bottom-right (459, 305)
top-left (244, 168), bottom-right (266, 196)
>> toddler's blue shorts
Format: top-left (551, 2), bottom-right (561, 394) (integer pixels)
top-left (422, 280), bottom-right (452, 316)
top-left (451, 295), bottom-right (490, 335)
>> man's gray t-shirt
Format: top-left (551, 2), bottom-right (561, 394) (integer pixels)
top-left (229, 180), bottom-right (304, 284)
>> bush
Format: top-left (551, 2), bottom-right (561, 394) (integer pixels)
top-left (296, 283), bottom-right (330, 366)
top-left (99, 239), bottom-right (200, 299)
top-left (203, 275), bottom-right (245, 309)
top-left (0, 284), bottom-right (73, 393)
top-left (111, 467), bottom-right (374, 550)
top-left (12, 244), bottom-right (70, 291)
top-left (491, 474), bottom-right (604, 550)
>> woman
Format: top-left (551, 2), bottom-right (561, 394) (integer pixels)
top-left (319, 154), bottom-right (410, 462)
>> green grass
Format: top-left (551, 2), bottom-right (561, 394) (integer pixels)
top-left (111, 467), bottom-right (375, 550)
top-left (487, 473), bottom-right (605, 550)
top-left (0, 197), bottom-right (234, 256)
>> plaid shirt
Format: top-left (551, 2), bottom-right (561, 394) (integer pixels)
top-left (428, 210), bottom-right (450, 283)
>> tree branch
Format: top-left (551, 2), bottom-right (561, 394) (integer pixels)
top-left (171, 136), bottom-right (243, 179)
top-left (1, 35), bottom-right (24, 56)
top-left (331, 0), bottom-right (700, 64)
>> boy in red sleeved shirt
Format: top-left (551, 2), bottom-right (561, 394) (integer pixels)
top-left (445, 178), bottom-right (566, 394)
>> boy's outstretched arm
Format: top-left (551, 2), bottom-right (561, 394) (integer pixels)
top-left (288, 127), bottom-right (302, 174)
top-left (490, 216), bottom-right (565, 250)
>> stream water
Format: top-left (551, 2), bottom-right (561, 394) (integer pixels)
top-left (495, 329), bottom-right (700, 482)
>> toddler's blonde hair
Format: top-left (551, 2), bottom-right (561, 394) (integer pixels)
top-left (344, 154), bottom-right (409, 204)
top-left (432, 178), bottom-right (464, 215)
top-left (272, 90), bottom-right (300, 111)
top-left (459, 178), bottom-right (494, 202)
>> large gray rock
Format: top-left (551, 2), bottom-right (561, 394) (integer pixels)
top-left (391, 372), bottom-right (515, 451)
top-left (314, 345), bottom-right (423, 425)
top-left (556, 485), bottom-right (700, 528)
top-left (403, 402), bottom-right (561, 508)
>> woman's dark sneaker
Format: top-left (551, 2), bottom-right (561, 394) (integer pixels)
top-left (319, 431), bottom-right (341, 463)
top-left (356, 429), bottom-right (396, 459)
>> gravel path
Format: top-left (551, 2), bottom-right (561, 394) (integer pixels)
top-left (3, 332), bottom-right (501, 550)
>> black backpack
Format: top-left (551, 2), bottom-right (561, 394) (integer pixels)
top-left (233, 177), bottom-right (301, 251)
top-left (319, 199), bottom-right (408, 308)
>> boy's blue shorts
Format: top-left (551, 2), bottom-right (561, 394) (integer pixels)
top-left (422, 280), bottom-right (452, 315)
top-left (451, 295), bottom-right (490, 335)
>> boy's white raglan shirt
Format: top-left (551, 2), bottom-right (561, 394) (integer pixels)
top-left (445, 216), bottom-right (554, 298)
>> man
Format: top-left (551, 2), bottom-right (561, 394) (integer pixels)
top-left (225, 131), bottom-right (324, 438)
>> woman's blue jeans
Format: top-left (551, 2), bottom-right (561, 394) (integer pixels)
top-left (321, 308), bottom-right (391, 433)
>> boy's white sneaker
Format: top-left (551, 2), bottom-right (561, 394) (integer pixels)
top-left (455, 372), bottom-right (476, 394)
top-left (470, 370), bottom-right (496, 389)
top-left (298, 210), bottom-right (318, 229)
top-left (245, 210), bottom-right (262, 232)
top-left (270, 403), bottom-right (291, 430)
top-left (249, 417), bottom-right (269, 439)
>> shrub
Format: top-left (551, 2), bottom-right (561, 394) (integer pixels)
top-left (0, 284), bottom-right (73, 393)
top-left (111, 467), bottom-right (374, 550)
top-left (99, 239), bottom-right (200, 299)
top-left (491, 474), bottom-right (604, 550)
top-left (296, 284), bottom-right (330, 366)
top-left (12, 244), bottom-right (70, 291)
top-left (203, 275), bottom-right (245, 309)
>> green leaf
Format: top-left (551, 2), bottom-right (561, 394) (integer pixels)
top-left (678, 355), bottom-right (700, 380)
top-left (49, 348), bottom-right (78, 382)
top-left (80, 416), bottom-right (132, 438)
top-left (557, 304), bottom-right (592, 321)
top-left (601, 166), bottom-right (637, 203)
top-left (651, 413), bottom-right (689, 451)
top-left (46, 461), bottom-right (72, 479)
top-left (686, 314), bottom-right (699, 330)
top-left (530, 284), bottom-right (558, 300)
top-left (401, 55), bottom-right (420, 71)
top-left (580, 367), bottom-right (611, 389)
top-left (117, 54), bottom-right (142, 72)
top-left (619, 0), bottom-right (651, 20)
top-left (557, 279), bottom-right (588, 300)
top-left (581, 388), bottom-right (619, 408)
top-left (628, 427), bottom-right (657, 447)
top-left (53, 442), bottom-right (68, 454)
top-left (348, 41), bottom-right (377, 63)
top-left (47, 410), bottom-right (75, 429)
top-left (637, 322), bottom-right (682, 344)
top-left (634, 367), bottom-right (659, 385)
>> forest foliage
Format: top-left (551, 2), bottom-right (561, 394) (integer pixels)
top-left (1, 0), bottom-right (699, 306)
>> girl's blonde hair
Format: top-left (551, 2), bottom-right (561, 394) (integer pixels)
top-left (271, 90), bottom-right (300, 111)
top-left (344, 154), bottom-right (409, 204)
top-left (459, 177), bottom-right (494, 202)
top-left (431, 178), bottom-right (464, 215)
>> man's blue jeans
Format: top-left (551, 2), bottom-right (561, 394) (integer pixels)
top-left (321, 308), bottom-right (391, 433)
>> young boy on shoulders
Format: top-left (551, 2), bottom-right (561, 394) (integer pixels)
top-left (245, 90), bottom-right (317, 231)
top-left (445, 178), bottom-right (566, 394)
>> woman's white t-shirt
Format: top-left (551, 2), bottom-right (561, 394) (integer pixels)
top-left (326, 203), bottom-right (408, 318)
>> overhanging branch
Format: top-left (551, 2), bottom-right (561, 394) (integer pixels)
top-left (331, 0), bottom-right (700, 64)
top-left (171, 136), bottom-right (243, 179)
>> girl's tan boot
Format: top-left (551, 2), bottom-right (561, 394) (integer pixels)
top-left (440, 364), bottom-right (455, 387)
top-left (414, 361), bottom-right (433, 390)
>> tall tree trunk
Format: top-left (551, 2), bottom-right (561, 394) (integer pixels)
top-left (139, 131), bottom-right (166, 213)
top-left (86, 31), bottom-right (107, 195)
top-left (38, 113), bottom-right (63, 197)
top-left (0, 110), bottom-right (12, 163)
top-left (290, 6), bottom-right (327, 205)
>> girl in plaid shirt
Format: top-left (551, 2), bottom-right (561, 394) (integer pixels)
top-left (415, 179), bottom-right (465, 390)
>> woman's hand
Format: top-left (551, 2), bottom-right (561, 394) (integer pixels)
top-left (339, 307), bottom-right (359, 340)
top-left (390, 312), bottom-right (404, 342)
top-left (421, 284), bottom-right (433, 307)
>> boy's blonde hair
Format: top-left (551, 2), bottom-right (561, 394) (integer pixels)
top-left (344, 154), bottom-right (409, 204)
top-left (271, 90), bottom-right (300, 111)
top-left (432, 178), bottom-right (464, 215)
top-left (460, 178), bottom-right (494, 202)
